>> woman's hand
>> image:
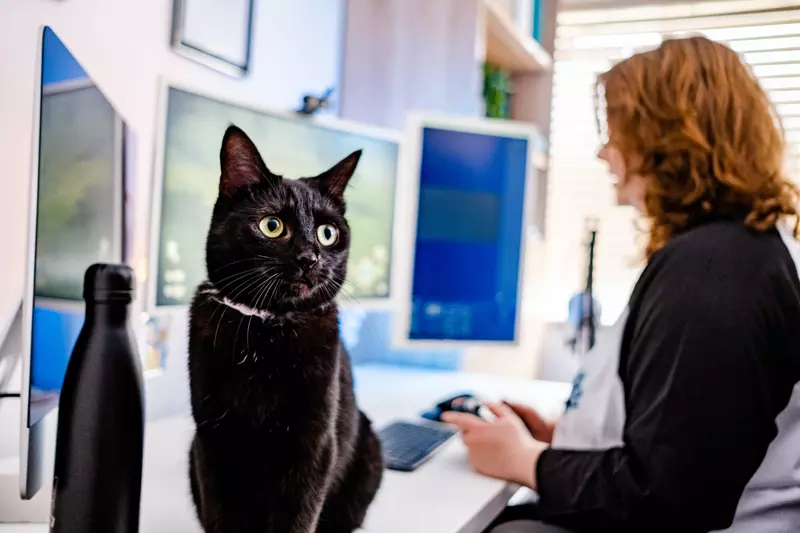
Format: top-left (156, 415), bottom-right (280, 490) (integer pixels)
top-left (504, 401), bottom-right (557, 444)
top-left (441, 403), bottom-right (548, 489)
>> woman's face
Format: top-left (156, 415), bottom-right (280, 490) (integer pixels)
top-left (597, 143), bottom-right (647, 212)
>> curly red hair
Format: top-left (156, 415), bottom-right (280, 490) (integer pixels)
top-left (597, 36), bottom-right (798, 258)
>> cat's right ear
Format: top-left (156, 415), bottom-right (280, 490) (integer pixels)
top-left (219, 125), bottom-right (278, 196)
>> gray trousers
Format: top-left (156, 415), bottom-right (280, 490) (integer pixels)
top-left (490, 521), bottom-right (573, 533)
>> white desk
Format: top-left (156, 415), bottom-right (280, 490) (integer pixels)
top-left (1, 365), bottom-right (570, 533)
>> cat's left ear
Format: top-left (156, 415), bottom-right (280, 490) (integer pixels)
top-left (312, 150), bottom-right (362, 201)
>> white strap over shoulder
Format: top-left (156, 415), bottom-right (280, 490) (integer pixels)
top-left (777, 218), bottom-right (800, 272)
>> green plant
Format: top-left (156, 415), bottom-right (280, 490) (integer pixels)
top-left (483, 63), bottom-right (512, 119)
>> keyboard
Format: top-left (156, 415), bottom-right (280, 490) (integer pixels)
top-left (378, 420), bottom-right (458, 472)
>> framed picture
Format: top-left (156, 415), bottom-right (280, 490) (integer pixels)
top-left (171, 0), bottom-right (255, 77)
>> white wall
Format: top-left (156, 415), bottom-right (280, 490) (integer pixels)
top-left (0, 0), bottom-right (345, 453)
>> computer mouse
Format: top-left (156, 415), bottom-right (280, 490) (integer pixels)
top-left (421, 393), bottom-right (487, 422)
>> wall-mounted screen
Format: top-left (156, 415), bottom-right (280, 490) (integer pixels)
top-left (152, 87), bottom-right (400, 307)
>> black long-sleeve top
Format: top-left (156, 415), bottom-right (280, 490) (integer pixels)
top-left (536, 220), bottom-right (800, 532)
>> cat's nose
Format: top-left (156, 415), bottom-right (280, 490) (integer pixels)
top-left (296, 251), bottom-right (318, 272)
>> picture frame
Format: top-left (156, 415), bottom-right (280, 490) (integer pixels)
top-left (171, 0), bottom-right (255, 77)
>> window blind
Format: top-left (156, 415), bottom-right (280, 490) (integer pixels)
top-left (539, 0), bottom-right (800, 325)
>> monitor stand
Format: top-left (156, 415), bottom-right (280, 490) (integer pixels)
top-left (0, 303), bottom-right (22, 395)
top-left (0, 303), bottom-right (50, 524)
top-left (0, 440), bottom-right (51, 523)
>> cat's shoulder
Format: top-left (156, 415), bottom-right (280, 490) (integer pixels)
top-left (190, 281), bottom-right (220, 314)
top-left (192, 280), bottom-right (217, 299)
top-left (195, 280), bottom-right (216, 295)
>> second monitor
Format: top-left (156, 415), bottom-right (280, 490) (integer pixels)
top-left (395, 115), bottom-right (544, 345)
top-left (150, 86), bottom-right (401, 307)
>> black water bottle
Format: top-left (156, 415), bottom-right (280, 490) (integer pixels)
top-left (50, 263), bottom-right (144, 533)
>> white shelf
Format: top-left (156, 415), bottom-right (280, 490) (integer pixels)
top-left (484, 0), bottom-right (552, 73)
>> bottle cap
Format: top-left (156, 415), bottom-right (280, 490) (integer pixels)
top-left (83, 263), bottom-right (135, 303)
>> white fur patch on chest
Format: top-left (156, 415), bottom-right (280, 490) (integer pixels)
top-left (200, 287), bottom-right (274, 320)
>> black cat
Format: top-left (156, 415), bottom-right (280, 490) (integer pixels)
top-left (187, 125), bottom-right (384, 533)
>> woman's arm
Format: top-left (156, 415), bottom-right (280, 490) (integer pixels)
top-left (536, 232), bottom-right (800, 532)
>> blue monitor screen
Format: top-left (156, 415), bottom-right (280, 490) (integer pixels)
top-left (408, 127), bottom-right (528, 342)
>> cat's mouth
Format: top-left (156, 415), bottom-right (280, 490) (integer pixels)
top-left (290, 281), bottom-right (312, 297)
top-left (285, 270), bottom-right (318, 297)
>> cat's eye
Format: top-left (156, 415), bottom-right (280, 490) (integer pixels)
top-left (316, 224), bottom-right (338, 246)
top-left (259, 216), bottom-right (285, 238)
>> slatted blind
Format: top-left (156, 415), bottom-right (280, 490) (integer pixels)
top-left (540, 0), bottom-right (800, 325)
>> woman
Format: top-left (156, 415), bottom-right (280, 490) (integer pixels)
top-left (443, 36), bottom-right (800, 533)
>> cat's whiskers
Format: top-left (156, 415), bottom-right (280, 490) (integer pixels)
top-left (244, 281), bottom-right (269, 355)
top-left (210, 265), bottom-right (278, 296)
top-left (201, 270), bottom-right (269, 340)
top-left (318, 281), bottom-right (332, 303)
top-left (244, 272), bottom-right (281, 355)
top-left (328, 273), bottom-right (361, 306)
top-left (238, 269), bottom-right (279, 309)
top-left (212, 276), bottom-right (273, 333)
top-left (337, 288), bottom-right (358, 307)
top-left (321, 279), bottom-right (340, 304)
top-left (212, 306), bottom-right (228, 355)
top-left (227, 269), bottom-right (272, 303)
top-left (211, 267), bottom-right (264, 293)
top-left (205, 268), bottom-right (281, 323)
top-left (254, 271), bottom-right (281, 309)
top-left (210, 257), bottom-right (269, 274)
top-left (200, 272), bottom-right (257, 340)
top-left (340, 283), bottom-right (360, 305)
top-left (264, 274), bottom-right (284, 311)
top-left (217, 264), bottom-right (278, 288)
top-left (232, 314), bottom-right (246, 363)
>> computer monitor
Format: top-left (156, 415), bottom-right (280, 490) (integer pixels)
top-left (149, 85), bottom-right (401, 308)
top-left (12, 26), bottom-right (127, 499)
top-left (394, 114), bottom-right (543, 346)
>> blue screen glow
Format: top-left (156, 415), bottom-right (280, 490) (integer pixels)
top-left (408, 127), bottom-right (528, 342)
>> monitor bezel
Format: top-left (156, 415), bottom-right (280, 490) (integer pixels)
top-left (147, 80), bottom-right (404, 312)
top-left (392, 112), bottom-right (544, 349)
top-left (19, 25), bottom-right (47, 499)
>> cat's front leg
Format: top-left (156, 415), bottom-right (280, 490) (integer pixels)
top-left (277, 484), bottom-right (327, 533)
top-left (317, 412), bottom-right (384, 533)
top-left (277, 443), bottom-right (337, 533)
top-left (190, 436), bottom-right (274, 533)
